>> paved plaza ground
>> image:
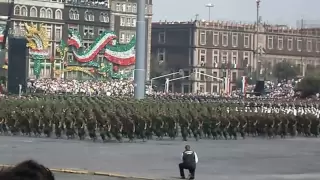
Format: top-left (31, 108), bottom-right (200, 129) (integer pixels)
top-left (1, 136), bottom-right (320, 180)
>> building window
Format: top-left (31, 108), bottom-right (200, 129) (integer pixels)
top-left (158, 32), bottom-right (165, 43)
top-left (222, 71), bottom-right (226, 77)
top-left (213, 31), bottom-right (219, 45)
top-left (74, 10), bottom-right (79, 20)
top-left (307, 39), bottom-right (312, 52)
top-left (21, 6), bottom-right (27, 16)
top-left (288, 37), bottom-right (293, 51)
top-left (132, 4), bottom-right (137, 12)
top-left (132, 18), bottom-right (136, 27)
top-left (55, 9), bottom-right (62, 19)
top-left (99, 12), bottom-right (109, 23)
top-left (268, 36), bottom-right (273, 49)
top-left (54, 43), bottom-right (61, 57)
top-left (183, 85), bottom-right (189, 93)
top-left (200, 31), bottom-right (206, 45)
top-left (120, 17), bottom-right (125, 26)
top-left (85, 10), bottom-right (94, 21)
top-left (126, 33), bottom-right (131, 43)
top-left (297, 38), bottom-right (302, 51)
top-left (232, 33), bottom-right (238, 47)
top-left (46, 25), bottom-right (52, 40)
top-left (183, 70), bottom-right (189, 77)
top-left (116, 3), bottom-right (121, 11)
top-left (83, 26), bottom-right (94, 39)
top-left (55, 25), bottom-right (62, 41)
top-left (40, 8), bottom-right (46, 18)
top-left (126, 4), bottom-right (132, 12)
top-left (213, 50), bottom-right (219, 68)
top-left (212, 71), bottom-right (218, 77)
top-left (243, 52), bottom-right (249, 67)
top-left (222, 32), bottom-right (228, 46)
top-left (212, 85), bottom-right (218, 93)
top-left (232, 72), bottom-right (237, 81)
top-left (14, 5), bottom-right (20, 15)
top-left (200, 49), bottom-right (206, 64)
top-left (277, 36), bottom-right (283, 50)
top-left (126, 17), bottom-right (131, 26)
top-left (222, 51), bottom-right (228, 64)
top-left (200, 71), bottom-right (205, 81)
top-left (69, 9), bottom-right (79, 20)
top-left (317, 40), bottom-right (320, 52)
top-left (157, 48), bottom-right (165, 62)
top-left (244, 34), bottom-right (249, 48)
top-left (98, 28), bottom-right (105, 35)
top-left (232, 51), bottom-right (237, 68)
top-left (30, 7), bottom-right (37, 17)
top-left (68, 24), bottom-right (79, 32)
top-left (121, 4), bottom-right (126, 12)
top-left (119, 32), bottom-right (125, 43)
top-left (46, 8), bottom-right (52, 18)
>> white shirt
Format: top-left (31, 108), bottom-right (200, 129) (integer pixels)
top-left (181, 150), bottom-right (199, 163)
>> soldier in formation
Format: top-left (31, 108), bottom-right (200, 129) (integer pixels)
top-left (0, 95), bottom-right (320, 142)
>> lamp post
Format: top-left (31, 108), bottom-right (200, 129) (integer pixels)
top-left (255, 0), bottom-right (261, 80)
top-left (134, 0), bottom-right (147, 99)
top-left (205, 3), bottom-right (214, 21)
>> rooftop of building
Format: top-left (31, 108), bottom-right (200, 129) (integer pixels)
top-left (152, 19), bottom-right (320, 36)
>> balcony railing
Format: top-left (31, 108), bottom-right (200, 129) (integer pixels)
top-left (65, 0), bottom-right (109, 8)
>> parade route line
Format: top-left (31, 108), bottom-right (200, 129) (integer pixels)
top-left (0, 164), bottom-right (158, 180)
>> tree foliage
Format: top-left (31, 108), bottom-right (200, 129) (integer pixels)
top-left (296, 75), bottom-right (320, 98)
top-left (272, 61), bottom-right (298, 81)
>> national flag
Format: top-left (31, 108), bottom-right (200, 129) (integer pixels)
top-left (232, 63), bottom-right (237, 69)
top-left (224, 77), bottom-right (231, 96)
top-left (241, 76), bottom-right (247, 94)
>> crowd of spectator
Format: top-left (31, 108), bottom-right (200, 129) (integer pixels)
top-left (0, 78), bottom-right (307, 99)
top-left (28, 79), bottom-right (135, 96)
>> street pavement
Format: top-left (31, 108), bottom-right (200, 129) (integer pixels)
top-left (1, 136), bottom-right (320, 180)
top-left (54, 173), bottom-right (140, 180)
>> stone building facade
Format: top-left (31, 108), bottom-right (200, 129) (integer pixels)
top-left (63, 0), bottom-right (111, 79)
top-left (0, 0), bottom-right (64, 78)
top-left (0, 0), bottom-right (153, 80)
top-left (110, 0), bottom-right (152, 79)
top-left (151, 20), bottom-right (320, 93)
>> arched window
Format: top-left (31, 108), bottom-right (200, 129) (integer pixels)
top-left (21, 6), bottom-right (27, 16)
top-left (40, 8), bottom-right (46, 18)
top-left (55, 9), bottom-right (62, 19)
top-left (84, 10), bottom-right (89, 21)
top-left (74, 9), bottom-right (79, 20)
top-left (85, 10), bottom-right (94, 21)
top-left (69, 9), bottom-right (74, 19)
top-left (46, 8), bottom-right (52, 19)
top-left (30, 7), bottom-right (37, 17)
top-left (99, 12), bottom-right (109, 23)
top-left (14, 5), bottom-right (20, 15)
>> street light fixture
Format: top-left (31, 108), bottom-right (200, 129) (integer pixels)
top-left (205, 3), bottom-right (214, 21)
top-left (255, 0), bottom-right (261, 80)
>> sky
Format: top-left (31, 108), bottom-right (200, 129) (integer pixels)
top-left (152, 0), bottom-right (320, 27)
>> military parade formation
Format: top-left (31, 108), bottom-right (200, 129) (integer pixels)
top-left (0, 95), bottom-right (319, 142)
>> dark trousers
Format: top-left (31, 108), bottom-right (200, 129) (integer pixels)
top-left (179, 163), bottom-right (195, 179)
